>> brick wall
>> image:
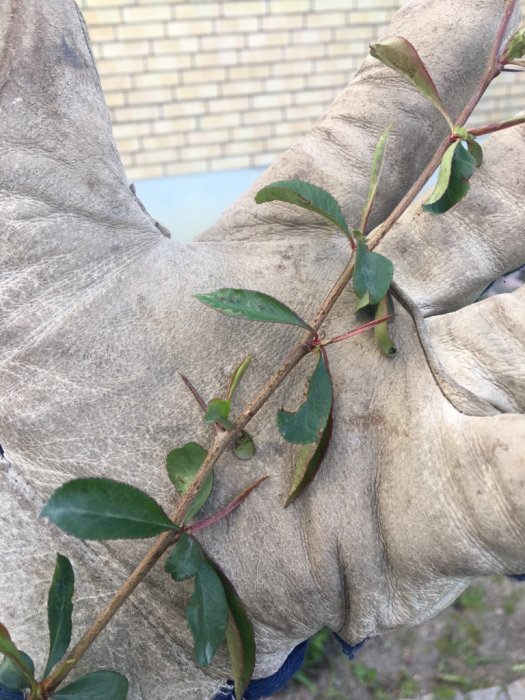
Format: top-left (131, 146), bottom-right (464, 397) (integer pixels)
top-left (77, 0), bottom-right (525, 181)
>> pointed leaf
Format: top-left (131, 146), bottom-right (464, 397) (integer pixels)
top-left (44, 554), bottom-right (75, 677)
top-left (353, 238), bottom-right (394, 310)
top-left (195, 288), bottom-right (313, 332)
top-left (360, 127), bottom-right (391, 233)
top-left (423, 141), bottom-right (476, 213)
top-left (187, 561), bottom-right (228, 667)
top-left (374, 295), bottom-right (396, 358)
top-left (505, 27), bottom-right (525, 60)
top-left (51, 671), bottom-right (128, 699)
top-left (277, 353), bottom-right (333, 444)
top-left (233, 431), bottom-right (255, 460)
top-left (354, 290), bottom-right (370, 312)
top-left (0, 626), bottom-right (35, 690)
top-left (370, 36), bottom-right (452, 128)
top-left (255, 179), bottom-right (350, 237)
top-left (165, 534), bottom-right (204, 581)
top-left (204, 399), bottom-right (234, 430)
top-left (285, 411), bottom-right (333, 507)
top-left (0, 650), bottom-right (34, 691)
top-left (166, 442), bottom-right (213, 522)
top-left (215, 567), bottom-right (255, 700)
top-left (226, 355), bottom-right (253, 401)
top-left (41, 479), bottom-right (177, 540)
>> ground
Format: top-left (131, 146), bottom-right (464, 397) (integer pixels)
top-left (275, 576), bottom-right (525, 699)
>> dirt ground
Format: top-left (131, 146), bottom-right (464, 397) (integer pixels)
top-left (275, 576), bottom-right (525, 699)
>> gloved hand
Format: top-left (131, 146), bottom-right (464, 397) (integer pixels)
top-left (0, 1), bottom-right (523, 699)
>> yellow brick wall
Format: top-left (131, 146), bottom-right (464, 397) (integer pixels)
top-left (77, 0), bottom-right (525, 181)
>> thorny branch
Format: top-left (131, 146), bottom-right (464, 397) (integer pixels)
top-left (41, 2), bottom-right (519, 694)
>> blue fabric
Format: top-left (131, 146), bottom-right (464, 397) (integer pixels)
top-left (214, 639), bottom-right (308, 700)
top-left (0, 687), bottom-right (25, 700)
top-left (334, 634), bottom-right (367, 659)
top-left (509, 574), bottom-right (525, 582)
top-left (214, 633), bottom-right (366, 699)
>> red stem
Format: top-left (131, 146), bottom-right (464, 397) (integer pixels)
top-left (40, 3), bottom-right (518, 694)
top-left (468, 116), bottom-right (525, 137)
top-left (313, 315), bottom-right (393, 347)
top-left (188, 476), bottom-right (269, 534)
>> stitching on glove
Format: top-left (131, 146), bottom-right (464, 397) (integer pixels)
top-left (334, 634), bottom-right (367, 659)
top-left (391, 282), bottom-right (499, 415)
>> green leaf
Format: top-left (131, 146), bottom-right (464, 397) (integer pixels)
top-left (0, 625), bottom-right (36, 691)
top-left (187, 561), bottom-right (228, 667)
top-left (204, 398), bottom-right (234, 430)
top-left (215, 567), bottom-right (255, 700)
top-left (195, 288), bottom-right (313, 332)
top-left (226, 355), bottom-right (252, 401)
top-left (233, 431), bottom-right (255, 460)
top-left (277, 352), bottom-right (333, 444)
top-left (505, 27), bottom-right (525, 60)
top-left (423, 141), bottom-right (458, 205)
top-left (423, 141), bottom-right (476, 214)
top-left (255, 179), bottom-right (351, 237)
top-left (353, 238), bottom-right (394, 311)
top-left (51, 671), bottom-right (128, 699)
top-left (374, 294), bottom-right (396, 358)
top-left (452, 127), bottom-right (482, 167)
top-left (44, 554), bottom-right (75, 677)
top-left (285, 411), bottom-right (333, 507)
top-left (166, 442), bottom-right (213, 522)
top-left (165, 534), bottom-right (204, 581)
top-left (360, 127), bottom-right (391, 233)
top-left (41, 479), bottom-right (177, 540)
top-left (370, 36), bottom-right (453, 129)
top-left (453, 126), bottom-right (469, 140)
top-left (466, 137), bottom-right (483, 167)
top-left (0, 650), bottom-right (35, 691)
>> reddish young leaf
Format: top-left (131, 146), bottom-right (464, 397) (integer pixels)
top-left (370, 36), bottom-right (453, 130)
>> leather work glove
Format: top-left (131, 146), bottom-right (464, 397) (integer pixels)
top-left (0, 1), bottom-right (523, 698)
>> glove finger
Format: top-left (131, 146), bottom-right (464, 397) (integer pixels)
top-left (0, 0), bottom-right (157, 233)
top-left (457, 412), bottom-right (525, 575)
top-left (426, 285), bottom-right (525, 413)
top-left (379, 124), bottom-right (525, 316)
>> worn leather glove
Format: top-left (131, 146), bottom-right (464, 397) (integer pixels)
top-left (0, 1), bottom-right (523, 698)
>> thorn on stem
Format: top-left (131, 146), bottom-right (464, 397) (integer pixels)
top-left (177, 370), bottom-right (207, 412)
